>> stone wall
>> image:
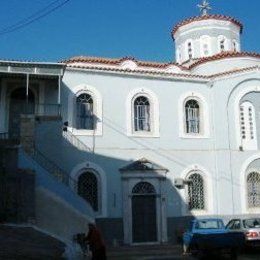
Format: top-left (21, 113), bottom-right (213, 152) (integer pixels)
top-left (0, 146), bottom-right (35, 223)
top-left (20, 114), bottom-right (35, 154)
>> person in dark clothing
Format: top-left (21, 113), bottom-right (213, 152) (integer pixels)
top-left (85, 223), bottom-right (106, 260)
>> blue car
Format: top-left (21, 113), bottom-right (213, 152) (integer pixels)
top-left (183, 218), bottom-right (245, 259)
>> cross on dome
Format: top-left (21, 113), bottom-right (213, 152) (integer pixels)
top-left (197, 0), bottom-right (212, 16)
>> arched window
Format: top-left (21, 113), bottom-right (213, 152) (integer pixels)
top-left (200, 36), bottom-right (211, 57)
top-left (134, 96), bottom-right (150, 132)
top-left (132, 182), bottom-right (156, 194)
top-left (76, 93), bottom-right (94, 130)
top-left (78, 171), bottom-right (98, 211)
top-left (187, 173), bottom-right (205, 210)
top-left (232, 40), bottom-right (238, 52)
top-left (176, 47), bottom-right (181, 63)
top-left (240, 101), bottom-right (257, 150)
top-left (247, 172), bottom-right (260, 208)
top-left (185, 99), bottom-right (200, 134)
top-left (187, 41), bottom-right (193, 60)
top-left (218, 36), bottom-right (226, 52)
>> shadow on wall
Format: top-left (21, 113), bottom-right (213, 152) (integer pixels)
top-left (32, 82), bottom-right (196, 246)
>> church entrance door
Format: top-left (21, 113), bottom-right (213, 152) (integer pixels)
top-left (131, 182), bottom-right (157, 243)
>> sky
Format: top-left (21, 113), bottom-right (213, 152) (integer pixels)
top-left (0, 0), bottom-right (259, 63)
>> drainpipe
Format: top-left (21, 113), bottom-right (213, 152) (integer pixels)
top-left (26, 73), bottom-right (29, 104)
top-left (209, 80), bottom-right (219, 215)
top-left (58, 75), bottom-right (61, 116)
top-left (58, 75), bottom-right (61, 104)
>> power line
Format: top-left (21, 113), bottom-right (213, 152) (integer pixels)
top-left (0, 0), bottom-right (71, 36)
top-left (0, 0), bottom-right (62, 33)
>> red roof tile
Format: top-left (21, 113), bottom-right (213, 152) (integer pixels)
top-left (63, 56), bottom-right (187, 70)
top-left (172, 14), bottom-right (243, 38)
top-left (188, 51), bottom-right (260, 69)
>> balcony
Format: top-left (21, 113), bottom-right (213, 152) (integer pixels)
top-left (11, 102), bottom-right (61, 117)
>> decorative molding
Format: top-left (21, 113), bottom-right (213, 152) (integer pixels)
top-left (239, 154), bottom-right (260, 214)
top-left (126, 88), bottom-right (160, 137)
top-left (180, 164), bottom-right (213, 216)
top-left (70, 161), bottom-right (107, 218)
top-left (68, 84), bottom-right (103, 136)
top-left (178, 91), bottom-right (210, 138)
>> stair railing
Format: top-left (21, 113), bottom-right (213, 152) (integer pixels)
top-left (62, 129), bottom-right (92, 152)
top-left (30, 146), bottom-right (77, 191)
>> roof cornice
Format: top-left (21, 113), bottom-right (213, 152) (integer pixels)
top-left (188, 51), bottom-right (260, 69)
top-left (172, 14), bottom-right (243, 38)
top-left (62, 56), bottom-right (187, 71)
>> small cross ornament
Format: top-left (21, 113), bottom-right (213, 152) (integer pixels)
top-left (197, 0), bottom-right (212, 16)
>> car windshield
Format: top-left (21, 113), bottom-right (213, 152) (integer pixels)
top-left (195, 220), bottom-right (223, 229)
top-left (243, 218), bottom-right (260, 228)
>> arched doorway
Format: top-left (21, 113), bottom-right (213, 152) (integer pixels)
top-left (132, 181), bottom-right (157, 243)
top-left (9, 88), bottom-right (35, 138)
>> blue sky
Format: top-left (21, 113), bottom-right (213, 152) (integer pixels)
top-left (0, 0), bottom-right (259, 62)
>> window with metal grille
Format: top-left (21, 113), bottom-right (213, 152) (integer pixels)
top-left (132, 182), bottom-right (156, 194)
top-left (78, 171), bottom-right (98, 211)
top-left (188, 173), bottom-right (205, 210)
top-left (240, 101), bottom-right (257, 150)
top-left (185, 99), bottom-right (200, 134)
top-left (134, 96), bottom-right (150, 132)
top-left (247, 172), bottom-right (260, 208)
top-left (76, 93), bottom-right (94, 130)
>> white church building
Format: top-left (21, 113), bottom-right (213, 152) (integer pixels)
top-left (1, 1), bottom-right (260, 247)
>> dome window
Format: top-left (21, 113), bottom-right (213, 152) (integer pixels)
top-left (218, 35), bottom-right (227, 52)
top-left (186, 40), bottom-right (194, 60)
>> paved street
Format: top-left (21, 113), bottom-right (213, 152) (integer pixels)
top-left (143, 252), bottom-right (260, 260)
top-left (108, 245), bottom-right (260, 260)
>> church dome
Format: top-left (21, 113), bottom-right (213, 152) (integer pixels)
top-left (172, 1), bottom-right (243, 64)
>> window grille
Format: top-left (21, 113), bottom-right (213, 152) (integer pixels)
top-left (132, 182), bottom-right (156, 195)
top-left (240, 102), bottom-right (256, 141)
top-left (134, 96), bottom-right (150, 132)
top-left (78, 171), bottom-right (98, 211)
top-left (76, 93), bottom-right (94, 130)
top-left (188, 173), bottom-right (205, 210)
top-left (247, 172), bottom-right (260, 208)
top-left (185, 99), bottom-right (200, 134)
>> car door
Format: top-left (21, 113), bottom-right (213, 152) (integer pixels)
top-left (227, 219), bottom-right (242, 233)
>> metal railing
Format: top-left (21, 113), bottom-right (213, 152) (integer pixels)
top-left (11, 102), bottom-right (61, 117)
top-left (35, 103), bottom-right (61, 117)
top-left (31, 147), bottom-right (77, 191)
top-left (62, 130), bottom-right (92, 152)
top-left (0, 133), bottom-right (9, 140)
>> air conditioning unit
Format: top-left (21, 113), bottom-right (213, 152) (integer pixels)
top-left (174, 178), bottom-right (185, 189)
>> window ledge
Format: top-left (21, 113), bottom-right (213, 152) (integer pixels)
top-left (180, 134), bottom-right (210, 139)
top-left (68, 127), bottom-right (102, 136)
top-left (247, 208), bottom-right (260, 214)
top-left (189, 209), bottom-right (208, 216)
top-left (186, 209), bottom-right (209, 216)
top-left (128, 131), bottom-right (160, 138)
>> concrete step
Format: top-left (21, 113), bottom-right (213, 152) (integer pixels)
top-left (107, 244), bottom-right (182, 257)
top-left (0, 225), bottom-right (66, 259)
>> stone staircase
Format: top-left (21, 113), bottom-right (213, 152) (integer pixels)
top-left (0, 225), bottom-right (66, 259)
